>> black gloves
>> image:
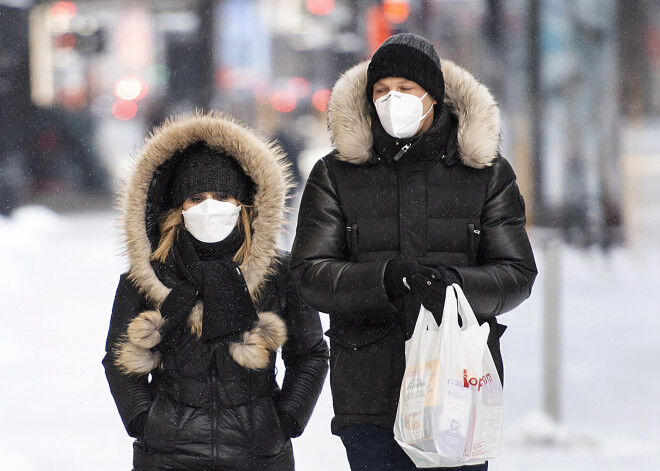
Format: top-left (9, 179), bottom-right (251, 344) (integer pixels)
top-left (128, 411), bottom-right (148, 438)
top-left (278, 411), bottom-right (301, 439)
top-left (408, 267), bottom-right (460, 319)
top-left (158, 281), bottom-right (199, 341)
top-left (384, 258), bottom-right (441, 298)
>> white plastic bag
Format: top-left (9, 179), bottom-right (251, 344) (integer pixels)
top-left (394, 284), bottom-right (503, 468)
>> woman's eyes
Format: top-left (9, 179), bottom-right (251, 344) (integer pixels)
top-left (188, 193), bottom-right (229, 203)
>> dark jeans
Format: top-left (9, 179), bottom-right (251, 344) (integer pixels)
top-left (337, 424), bottom-right (488, 471)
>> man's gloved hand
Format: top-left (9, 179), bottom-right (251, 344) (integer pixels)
top-left (408, 267), bottom-right (460, 320)
top-left (384, 258), bottom-right (442, 298)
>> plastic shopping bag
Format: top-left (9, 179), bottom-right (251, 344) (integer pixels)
top-left (394, 284), bottom-right (503, 468)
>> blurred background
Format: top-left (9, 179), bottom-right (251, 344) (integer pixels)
top-left (1, 0), bottom-right (659, 470)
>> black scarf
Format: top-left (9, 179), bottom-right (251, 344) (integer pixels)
top-left (170, 228), bottom-right (258, 342)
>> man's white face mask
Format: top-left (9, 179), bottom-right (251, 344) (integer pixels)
top-left (181, 199), bottom-right (241, 243)
top-left (374, 90), bottom-right (433, 139)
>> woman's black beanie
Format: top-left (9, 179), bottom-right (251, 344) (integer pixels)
top-left (366, 33), bottom-right (444, 103)
top-left (171, 142), bottom-right (254, 207)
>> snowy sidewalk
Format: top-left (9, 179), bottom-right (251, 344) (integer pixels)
top-left (0, 208), bottom-right (658, 470)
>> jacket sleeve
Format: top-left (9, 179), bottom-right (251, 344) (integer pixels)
top-left (289, 157), bottom-right (398, 320)
top-left (451, 156), bottom-right (537, 319)
top-left (102, 274), bottom-right (153, 437)
top-left (275, 261), bottom-right (329, 438)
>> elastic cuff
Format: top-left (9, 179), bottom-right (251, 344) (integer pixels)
top-left (445, 268), bottom-right (462, 286)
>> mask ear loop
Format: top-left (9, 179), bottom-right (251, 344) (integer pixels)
top-left (418, 92), bottom-right (433, 121)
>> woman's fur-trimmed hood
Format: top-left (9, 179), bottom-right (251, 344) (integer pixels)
top-left (327, 59), bottom-right (501, 169)
top-left (115, 112), bottom-right (293, 374)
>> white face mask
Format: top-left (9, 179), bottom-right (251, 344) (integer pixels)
top-left (374, 91), bottom-right (433, 139)
top-left (181, 199), bottom-right (241, 243)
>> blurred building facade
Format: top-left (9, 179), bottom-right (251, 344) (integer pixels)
top-left (1, 0), bottom-right (659, 248)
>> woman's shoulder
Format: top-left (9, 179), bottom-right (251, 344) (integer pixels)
top-left (268, 249), bottom-right (291, 282)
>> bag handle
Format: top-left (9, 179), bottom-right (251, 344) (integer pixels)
top-left (412, 304), bottom-right (438, 339)
top-left (441, 285), bottom-right (457, 327)
top-left (451, 284), bottom-right (480, 330)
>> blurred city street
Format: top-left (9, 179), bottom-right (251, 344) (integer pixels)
top-left (1, 0), bottom-right (660, 470)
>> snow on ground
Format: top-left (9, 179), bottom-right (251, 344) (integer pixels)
top-left (0, 207), bottom-right (659, 470)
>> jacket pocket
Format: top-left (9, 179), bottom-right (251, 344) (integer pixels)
top-left (345, 223), bottom-right (358, 261)
top-left (141, 389), bottom-right (177, 452)
top-left (251, 397), bottom-right (287, 457)
top-left (467, 222), bottom-right (481, 264)
top-left (325, 323), bottom-right (395, 416)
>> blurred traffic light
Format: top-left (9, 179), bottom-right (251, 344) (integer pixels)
top-left (286, 77), bottom-right (311, 99)
top-left (114, 77), bottom-right (148, 101)
top-left (270, 90), bottom-right (297, 113)
top-left (366, 6), bottom-right (393, 56)
top-left (50, 1), bottom-right (77, 20)
top-left (312, 89), bottom-right (331, 112)
top-left (111, 99), bottom-right (138, 120)
top-left (383, 0), bottom-right (410, 24)
top-left (306, 0), bottom-right (335, 16)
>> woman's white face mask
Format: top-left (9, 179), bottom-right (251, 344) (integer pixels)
top-left (374, 90), bottom-right (433, 139)
top-left (181, 199), bottom-right (241, 243)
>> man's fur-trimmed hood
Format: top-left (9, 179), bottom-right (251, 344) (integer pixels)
top-left (327, 59), bottom-right (501, 169)
top-left (115, 112), bottom-right (293, 374)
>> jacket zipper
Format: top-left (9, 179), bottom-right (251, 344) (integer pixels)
top-left (393, 143), bottom-right (411, 161)
top-left (211, 349), bottom-right (218, 466)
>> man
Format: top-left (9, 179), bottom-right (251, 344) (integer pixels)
top-left (290, 33), bottom-right (537, 470)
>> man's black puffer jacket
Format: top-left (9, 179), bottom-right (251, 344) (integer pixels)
top-left (289, 59), bottom-right (537, 434)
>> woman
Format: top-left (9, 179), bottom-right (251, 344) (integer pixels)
top-left (103, 113), bottom-right (329, 470)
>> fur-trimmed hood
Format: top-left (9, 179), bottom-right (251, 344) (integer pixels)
top-left (327, 59), bottom-right (501, 169)
top-left (115, 112), bottom-right (293, 374)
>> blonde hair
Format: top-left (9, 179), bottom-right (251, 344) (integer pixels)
top-left (151, 202), bottom-right (254, 265)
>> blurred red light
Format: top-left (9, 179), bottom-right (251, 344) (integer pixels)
top-left (312, 89), bottom-right (331, 112)
top-left (286, 77), bottom-right (311, 99)
top-left (114, 78), bottom-right (148, 101)
top-left (112, 99), bottom-right (138, 120)
top-left (306, 0), bottom-right (334, 16)
top-left (270, 90), bottom-right (297, 113)
top-left (53, 32), bottom-right (76, 49)
top-left (383, 0), bottom-right (410, 24)
top-left (51, 1), bottom-right (77, 19)
top-left (254, 83), bottom-right (273, 104)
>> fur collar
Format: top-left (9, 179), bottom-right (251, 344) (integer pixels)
top-left (118, 112), bottom-right (293, 305)
top-left (115, 112), bottom-right (292, 374)
top-left (327, 59), bottom-right (501, 169)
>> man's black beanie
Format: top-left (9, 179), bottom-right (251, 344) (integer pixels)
top-left (366, 33), bottom-right (444, 104)
top-left (171, 142), bottom-right (254, 208)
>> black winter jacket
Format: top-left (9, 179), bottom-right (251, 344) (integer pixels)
top-left (290, 60), bottom-right (537, 434)
top-left (103, 114), bottom-right (329, 470)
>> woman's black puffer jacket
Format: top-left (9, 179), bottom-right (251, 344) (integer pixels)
top-left (103, 114), bottom-right (329, 470)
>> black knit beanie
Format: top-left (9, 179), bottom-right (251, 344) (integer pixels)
top-left (171, 142), bottom-right (254, 208)
top-left (366, 33), bottom-right (444, 104)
